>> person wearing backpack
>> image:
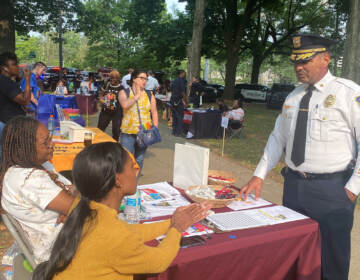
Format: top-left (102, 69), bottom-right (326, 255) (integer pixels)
top-left (118, 70), bottom-right (159, 171)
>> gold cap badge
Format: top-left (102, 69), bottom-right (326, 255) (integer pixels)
top-left (293, 36), bottom-right (301, 49)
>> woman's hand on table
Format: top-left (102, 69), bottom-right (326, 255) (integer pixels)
top-left (171, 202), bottom-right (212, 233)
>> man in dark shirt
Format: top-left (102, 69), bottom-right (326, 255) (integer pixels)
top-left (0, 52), bottom-right (32, 159)
top-left (170, 70), bottom-right (188, 136)
top-left (189, 76), bottom-right (204, 108)
top-left (74, 70), bottom-right (82, 93)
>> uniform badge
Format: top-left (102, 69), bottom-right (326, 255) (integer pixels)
top-left (324, 95), bottom-right (336, 108)
top-left (293, 36), bottom-right (301, 49)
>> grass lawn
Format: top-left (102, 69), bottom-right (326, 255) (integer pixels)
top-left (195, 102), bottom-right (286, 181)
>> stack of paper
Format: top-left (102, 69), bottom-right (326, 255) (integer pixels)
top-left (207, 205), bottom-right (308, 231)
top-left (138, 182), bottom-right (190, 218)
top-left (227, 194), bottom-right (272, 211)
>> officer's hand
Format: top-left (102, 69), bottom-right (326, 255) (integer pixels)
top-left (239, 176), bottom-right (264, 201)
top-left (345, 188), bottom-right (357, 203)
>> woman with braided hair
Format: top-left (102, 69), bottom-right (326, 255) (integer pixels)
top-left (0, 116), bottom-right (76, 264)
top-left (33, 142), bottom-right (211, 280)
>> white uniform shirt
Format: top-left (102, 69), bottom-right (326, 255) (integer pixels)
top-left (145, 76), bottom-right (159, 91)
top-left (254, 71), bottom-right (360, 195)
top-left (226, 108), bottom-right (244, 121)
top-left (121, 73), bottom-right (132, 89)
top-left (1, 165), bottom-right (72, 264)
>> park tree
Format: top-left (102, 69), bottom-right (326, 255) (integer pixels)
top-left (80, 0), bottom-right (188, 72)
top-left (245, 0), bottom-right (330, 84)
top-left (124, 0), bottom-right (192, 71)
top-left (188, 0), bottom-right (270, 99)
top-left (327, 0), bottom-right (350, 76)
top-left (187, 0), bottom-right (206, 81)
top-left (0, 0), bottom-right (81, 53)
top-left (342, 0), bottom-right (360, 83)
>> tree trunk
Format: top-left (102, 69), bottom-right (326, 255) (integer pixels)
top-left (223, 48), bottom-right (239, 100)
top-left (250, 55), bottom-right (263, 84)
top-left (186, 42), bottom-right (192, 95)
top-left (59, 0), bottom-right (63, 78)
top-left (333, 1), bottom-right (340, 76)
top-left (0, 0), bottom-right (15, 53)
top-left (342, 0), bottom-right (360, 84)
top-left (189, 0), bottom-right (206, 80)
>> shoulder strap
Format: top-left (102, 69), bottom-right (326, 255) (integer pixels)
top-left (125, 87), bottom-right (130, 97)
top-left (145, 90), bottom-right (152, 103)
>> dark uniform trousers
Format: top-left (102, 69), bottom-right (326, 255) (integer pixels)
top-left (171, 102), bottom-right (184, 136)
top-left (97, 108), bottom-right (122, 142)
top-left (282, 169), bottom-right (355, 280)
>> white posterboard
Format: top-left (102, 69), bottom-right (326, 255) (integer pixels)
top-left (221, 117), bottom-right (229, 128)
top-left (173, 143), bottom-right (209, 189)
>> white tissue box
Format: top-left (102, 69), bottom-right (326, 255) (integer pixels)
top-left (60, 121), bottom-right (94, 142)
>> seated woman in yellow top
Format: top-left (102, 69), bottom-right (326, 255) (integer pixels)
top-left (32, 142), bottom-right (210, 280)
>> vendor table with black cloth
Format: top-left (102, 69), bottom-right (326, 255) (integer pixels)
top-left (138, 197), bottom-right (321, 280)
top-left (186, 110), bottom-right (222, 139)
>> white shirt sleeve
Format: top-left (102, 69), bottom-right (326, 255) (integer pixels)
top-left (253, 114), bottom-right (287, 179)
top-left (122, 74), bottom-right (130, 89)
top-left (345, 95), bottom-right (360, 195)
top-left (19, 169), bottom-right (63, 210)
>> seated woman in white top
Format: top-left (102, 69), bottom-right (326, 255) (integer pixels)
top-left (0, 117), bottom-right (76, 264)
top-left (225, 99), bottom-right (245, 122)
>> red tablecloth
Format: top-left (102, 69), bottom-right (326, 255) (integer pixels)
top-left (75, 94), bottom-right (98, 115)
top-left (139, 189), bottom-right (321, 280)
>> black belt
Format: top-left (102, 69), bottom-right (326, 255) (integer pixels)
top-left (284, 167), bottom-right (350, 180)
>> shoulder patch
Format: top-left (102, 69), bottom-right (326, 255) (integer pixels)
top-left (355, 96), bottom-right (360, 106)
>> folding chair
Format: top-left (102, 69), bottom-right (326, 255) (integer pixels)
top-left (227, 119), bottom-right (244, 140)
top-left (1, 213), bottom-right (36, 280)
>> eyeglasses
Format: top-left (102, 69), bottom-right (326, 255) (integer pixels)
top-left (136, 76), bottom-right (148, 81)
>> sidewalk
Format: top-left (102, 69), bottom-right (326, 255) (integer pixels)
top-left (140, 122), bottom-right (360, 280)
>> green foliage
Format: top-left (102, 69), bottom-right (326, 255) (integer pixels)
top-left (124, 0), bottom-right (192, 67)
top-left (78, 0), bottom-right (191, 74)
top-left (14, 0), bottom-right (82, 35)
top-left (15, 32), bottom-right (88, 68)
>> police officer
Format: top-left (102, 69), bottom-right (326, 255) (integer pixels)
top-left (240, 34), bottom-right (360, 280)
top-left (170, 70), bottom-right (188, 137)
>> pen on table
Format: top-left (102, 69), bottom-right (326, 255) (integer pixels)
top-left (258, 209), bottom-right (278, 220)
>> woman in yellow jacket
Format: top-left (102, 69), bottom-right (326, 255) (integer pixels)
top-left (32, 142), bottom-right (210, 280)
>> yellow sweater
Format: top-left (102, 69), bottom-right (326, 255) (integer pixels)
top-left (53, 201), bottom-right (181, 280)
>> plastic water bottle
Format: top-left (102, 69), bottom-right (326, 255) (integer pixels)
top-left (4, 267), bottom-right (13, 280)
top-left (124, 190), bottom-right (141, 224)
top-left (48, 114), bottom-right (55, 134)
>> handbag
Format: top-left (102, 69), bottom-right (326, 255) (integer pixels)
top-left (135, 94), bottom-right (161, 149)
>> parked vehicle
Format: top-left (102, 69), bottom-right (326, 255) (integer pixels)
top-left (234, 84), bottom-right (269, 102)
top-left (43, 67), bottom-right (79, 91)
top-left (207, 83), bottom-right (224, 97)
top-left (198, 80), bottom-right (218, 103)
top-left (266, 83), bottom-right (296, 109)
